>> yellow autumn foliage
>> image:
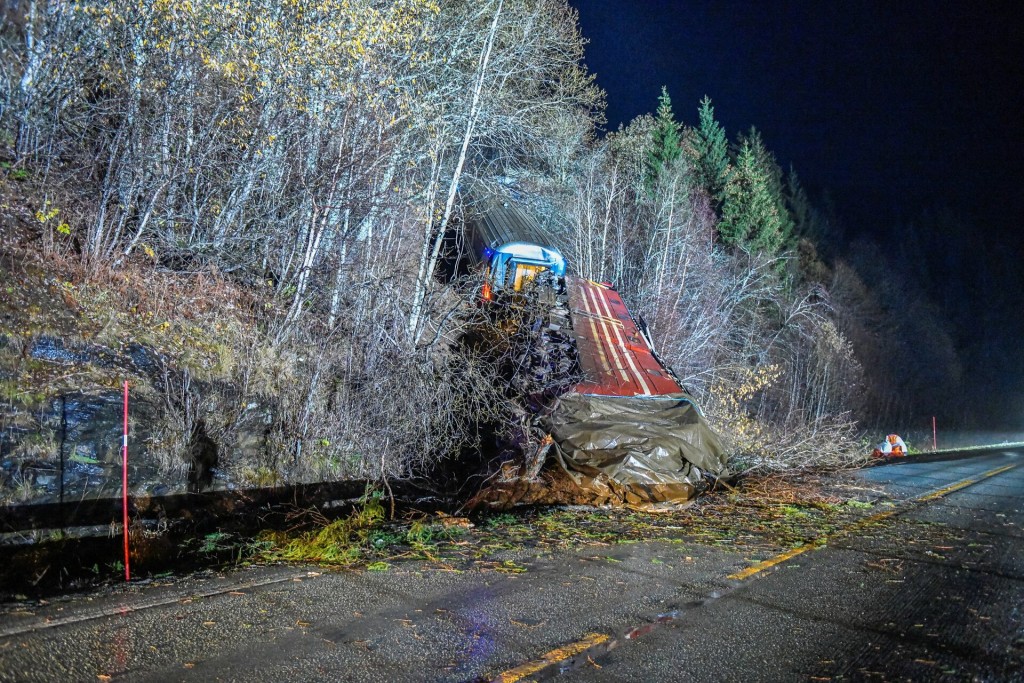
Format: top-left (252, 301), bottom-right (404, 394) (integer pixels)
top-left (72, 0), bottom-right (438, 123)
top-left (707, 364), bottom-right (783, 459)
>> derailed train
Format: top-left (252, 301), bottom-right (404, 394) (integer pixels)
top-left (463, 192), bottom-right (729, 507)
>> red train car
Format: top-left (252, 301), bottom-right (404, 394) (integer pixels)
top-left (568, 278), bottom-right (684, 397)
top-left (462, 191), bottom-right (727, 507)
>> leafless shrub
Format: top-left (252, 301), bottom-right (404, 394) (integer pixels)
top-left (723, 415), bottom-right (868, 474)
top-left (147, 362), bottom-right (197, 481)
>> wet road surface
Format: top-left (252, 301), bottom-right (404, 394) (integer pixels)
top-left (0, 450), bottom-right (1021, 682)
top-left (560, 450), bottom-right (1024, 682)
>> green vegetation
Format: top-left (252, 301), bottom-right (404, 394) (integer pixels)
top-left (247, 474), bottom-right (886, 576)
top-left (719, 130), bottom-right (791, 256)
top-left (687, 95), bottom-right (732, 206)
top-left (197, 531), bottom-right (236, 554)
top-left (644, 86), bottom-right (683, 195)
top-left (260, 491), bottom-right (472, 566)
top-left (485, 513), bottom-right (518, 528)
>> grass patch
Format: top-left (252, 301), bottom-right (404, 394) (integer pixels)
top-left (248, 472), bottom-right (887, 575)
top-left (259, 490), bottom-right (474, 567)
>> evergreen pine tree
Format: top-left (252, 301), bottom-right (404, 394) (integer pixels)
top-left (742, 127), bottom-right (795, 251)
top-left (686, 95), bottom-right (731, 205)
top-left (719, 139), bottom-right (784, 253)
top-left (644, 86), bottom-right (681, 195)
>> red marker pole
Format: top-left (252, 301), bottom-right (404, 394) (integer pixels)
top-left (932, 416), bottom-right (937, 451)
top-left (122, 380), bottom-right (130, 582)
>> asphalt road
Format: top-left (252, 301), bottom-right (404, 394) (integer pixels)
top-left (0, 450), bottom-right (1021, 682)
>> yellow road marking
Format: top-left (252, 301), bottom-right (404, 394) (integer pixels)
top-left (728, 545), bottom-right (813, 580)
top-left (918, 464), bottom-right (1016, 501)
top-left (493, 632), bottom-right (609, 683)
top-left (728, 463), bottom-right (1018, 581)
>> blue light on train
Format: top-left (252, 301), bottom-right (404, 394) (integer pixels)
top-left (483, 247), bottom-right (495, 259)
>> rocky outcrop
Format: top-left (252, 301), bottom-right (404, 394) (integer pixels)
top-left (0, 334), bottom-right (276, 509)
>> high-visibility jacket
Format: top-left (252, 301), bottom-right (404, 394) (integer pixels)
top-left (886, 434), bottom-right (907, 454)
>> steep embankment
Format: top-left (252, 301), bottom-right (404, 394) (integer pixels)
top-left (0, 177), bottom-right (283, 507)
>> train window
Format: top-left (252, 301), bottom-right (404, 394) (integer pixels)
top-left (513, 264), bottom-right (543, 291)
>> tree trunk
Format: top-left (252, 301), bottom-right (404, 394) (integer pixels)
top-left (408, 0), bottom-right (504, 341)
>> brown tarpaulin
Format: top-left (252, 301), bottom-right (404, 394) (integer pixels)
top-left (472, 393), bottom-right (728, 509)
top-left (545, 392), bottom-right (727, 497)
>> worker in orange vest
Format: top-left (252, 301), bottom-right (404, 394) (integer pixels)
top-left (879, 434), bottom-right (907, 456)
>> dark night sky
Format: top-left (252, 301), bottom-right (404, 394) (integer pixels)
top-left (569, 0), bottom-right (1024, 252)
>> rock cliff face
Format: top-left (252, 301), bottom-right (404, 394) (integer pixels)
top-left (0, 239), bottom-right (300, 512)
top-left (0, 333), bottom-right (278, 507)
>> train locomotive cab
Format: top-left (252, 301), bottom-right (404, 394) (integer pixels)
top-left (481, 241), bottom-right (566, 301)
top-left (466, 194), bottom-right (566, 302)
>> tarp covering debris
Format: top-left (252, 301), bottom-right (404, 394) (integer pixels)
top-left (472, 393), bottom-right (729, 510)
top-left (545, 393), bottom-right (727, 481)
top-left (544, 392), bottom-right (728, 503)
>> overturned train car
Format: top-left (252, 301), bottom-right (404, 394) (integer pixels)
top-left (464, 193), bottom-right (728, 508)
top-left (464, 194), bottom-right (567, 300)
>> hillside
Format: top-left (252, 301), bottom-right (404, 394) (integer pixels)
top-left (2, 0), bottom-right (978, 508)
